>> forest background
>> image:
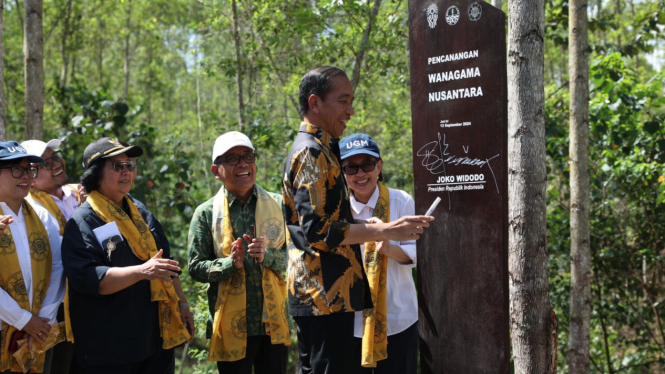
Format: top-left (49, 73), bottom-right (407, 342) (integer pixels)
top-left (3, 0), bottom-right (665, 372)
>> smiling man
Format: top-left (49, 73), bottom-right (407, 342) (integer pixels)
top-left (22, 139), bottom-right (84, 374)
top-left (283, 67), bottom-right (434, 373)
top-left (22, 139), bottom-right (83, 235)
top-left (188, 131), bottom-right (290, 374)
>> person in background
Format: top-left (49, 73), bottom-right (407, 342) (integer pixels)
top-left (22, 139), bottom-right (85, 374)
top-left (282, 66), bottom-right (433, 373)
top-left (0, 141), bottom-right (65, 374)
top-left (61, 138), bottom-right (194, 374)
top-left (340, 133), bottom-right (418, 374)
top-left (188, 131), bottom-right (290, 374)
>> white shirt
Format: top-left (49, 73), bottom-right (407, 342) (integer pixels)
top-left (27, 184), bottom-right (79, 222)
top-left (352, 186), bottom-right (419, 338)
top-left (0, 202), bottom-right (65, 331)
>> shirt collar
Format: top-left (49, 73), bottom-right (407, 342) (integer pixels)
top-left (0, 201), bottom-right (23, 217)
top-left (225, 185), bottom-right (257, 206)
top-left (299, 122), bottom-right (337, 151)
top-left (349, 186), bottom-right (380, 215)
top-left (62, 185), bottom-right (74, 199)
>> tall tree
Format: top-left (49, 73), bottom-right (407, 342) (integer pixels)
top-left (59, 0), bottom-right (73, 87)
top-left (23, 0), bottom-right (43, 140)
top-left (567, 0), bottom-right (591, 370)
top-left (123, 0), bottom-right (132, 99)
top-left (350, 0), bottom-right (381, 90)
top-left (507, 0), bottom-right (558, 372)
top-left (230, 0), bottom-right (245, 128)
top-left (0, 0), bottom-right (5, 141)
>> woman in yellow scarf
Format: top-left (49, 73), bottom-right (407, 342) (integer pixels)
top-left (340, 134), bottom-right (420, 374)
top-left (0, 141), bottom-right (66, 373)
top-left (61, 138), bottom-right (194, 374)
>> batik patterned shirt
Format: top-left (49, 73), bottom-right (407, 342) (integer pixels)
top-left (282, 122), bottom-right (371, 316)
top-left (188, 187), bottom-right (287, 338)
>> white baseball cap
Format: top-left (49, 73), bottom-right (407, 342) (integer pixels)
top-left (212, 131), bottom-right (254, 163)
top-left (21, 139), bottom-right (62, 157)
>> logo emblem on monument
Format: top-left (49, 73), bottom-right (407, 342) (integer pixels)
top-left (468, 3), bottom-right (482, 21)
top-left (445, 6), bottom-right (460, 25)
top-left (425, 3), bottom-right (438, 29)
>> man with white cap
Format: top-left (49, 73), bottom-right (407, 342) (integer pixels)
top-left (21, 139), bottom-right (84, 227)
top-left (21, 139), bottom-right (84, 374)
top-left (188, 131), bottom-right (290, 374)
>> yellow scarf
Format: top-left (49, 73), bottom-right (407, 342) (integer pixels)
top-left (86, 191), bottom-right (190, 349)
top-left (361, 183), bottom-right (390, 368)
top-left (28, 185), bottom-right (79, 236)
top-left (28, 184), bottom-right (79, 343)
top-left (208, 186), bottom-right (290, 362)
top-left (0, 201), bottom-right (52, 373)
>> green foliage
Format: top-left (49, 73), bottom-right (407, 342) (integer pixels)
top-left (546, 17), bottom-right (665, 372)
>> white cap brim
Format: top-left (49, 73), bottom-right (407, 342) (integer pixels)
top-left (21, 139), bottom-right (61, 157)
top-left (212, 132), bottom-right (255, 163)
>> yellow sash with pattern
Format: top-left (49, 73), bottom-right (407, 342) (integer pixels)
top-left (209, 186), bottom-right (290, 362)
top-left (361, 183), bottom-right (390, 368)
top-left (87, 191), bottom-right (190, 349)
top-left (0, 201), bottom-right (52, 373)
top-left (28, 184), bottom-right (79, 343)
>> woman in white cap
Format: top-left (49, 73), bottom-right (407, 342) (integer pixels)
top-left (61, 137), bottom-right (194, 374)
top-left (339, 133), bottom-right (419, 374)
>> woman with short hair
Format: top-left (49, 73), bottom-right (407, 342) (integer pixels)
top-left (339, 134), bottom-right (419, 374)
top-left (61, 138), bottom-right (194, 374)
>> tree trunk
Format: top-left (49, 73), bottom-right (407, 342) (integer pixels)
top-left (351, 0), bottom-right (382, 90)
top-left (568, 0), bottom-right (591, 370)
top-left (493, 0), bottom-right (502, 10)
top-left (23, 0), bottom-right (44, 140)
top-left (59, 0), bottom-right (72, 87)
top-left (507, 0), bottom-right (557, 372)
top-left (230, 0), bottom-right (245, 128)
top-left (123, 0), bottom-right (132, 100)
top-left (0, 0), bottom-right (5, 141)
top-left (194, 45), bottom-right (212, 194)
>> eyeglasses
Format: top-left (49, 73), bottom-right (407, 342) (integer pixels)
top-left (38, 151), bottom-right (63, 170)
top-left (217, 153), bottom-right (256, 166)
top-left (0, 166), bottom-right (39, 179)
top-left (342, 161), bottom-right (377, 175)
top-left (108, 161), bottom-right (137, 173)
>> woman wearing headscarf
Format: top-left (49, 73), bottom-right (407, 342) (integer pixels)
top-left (61, 138), bottom-right (194, 374)
top-left (339, 134), bottom-right (419, 374)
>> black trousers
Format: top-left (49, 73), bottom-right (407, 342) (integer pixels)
top-left (51, 304), bottom-right (85, 374)
top-left (215, 335), bottom-right (288, 374)
top-left (353, 322), bottom-right (419, 374)
top-left (83, 348), bottom-right (174, 374)
top-left (294, 313), bottom-right (355, 374)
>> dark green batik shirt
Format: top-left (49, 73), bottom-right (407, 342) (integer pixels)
top-left (187, 186), bottom-right (287, 338)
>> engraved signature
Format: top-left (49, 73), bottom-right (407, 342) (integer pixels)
top-left (416, 132), bottom-right (500, 195)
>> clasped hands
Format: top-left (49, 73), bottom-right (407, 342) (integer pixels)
top-left (231, 234), bottom-right (265, 269)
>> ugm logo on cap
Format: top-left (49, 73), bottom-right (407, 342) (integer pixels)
top-left (346, 140), bottom-right (370, 149)
top-left (8, 146), bottom-right (26, 153)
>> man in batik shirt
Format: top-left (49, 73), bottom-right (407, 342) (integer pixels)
top-left (282, 66), bottom-right (433, 373)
